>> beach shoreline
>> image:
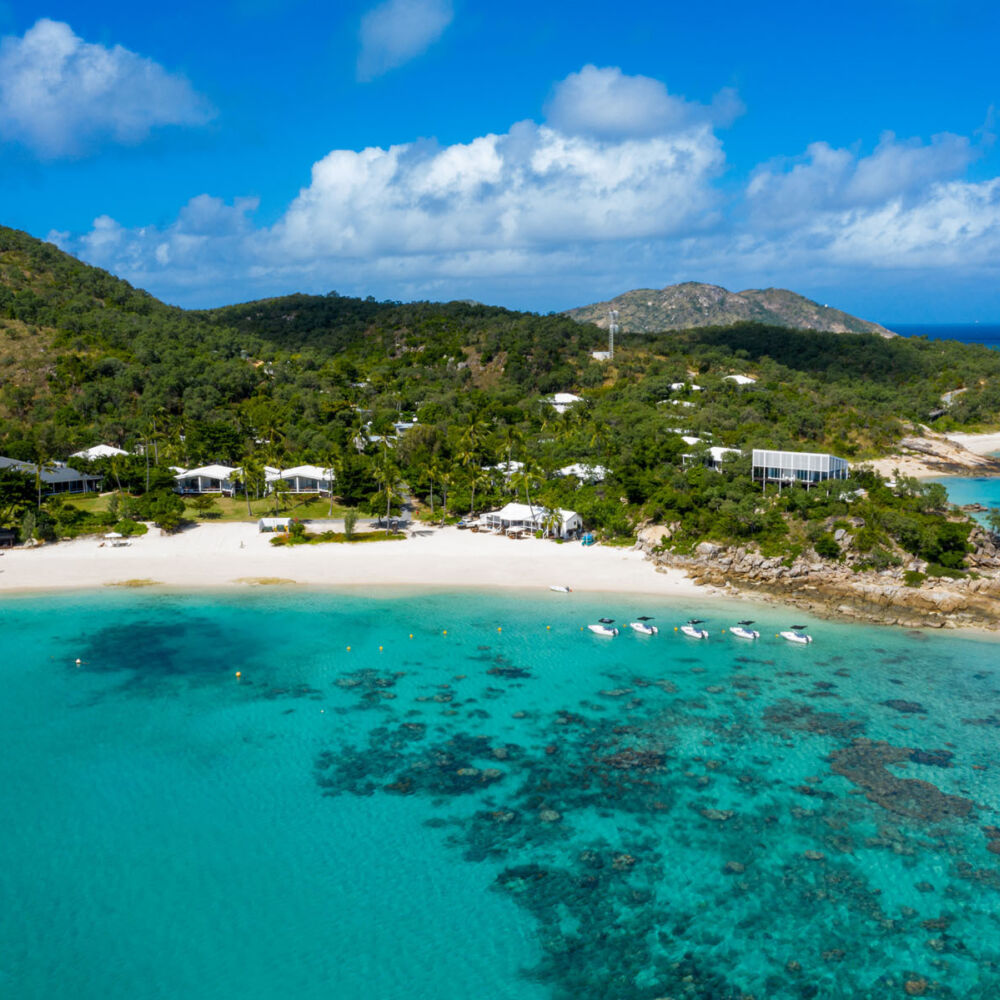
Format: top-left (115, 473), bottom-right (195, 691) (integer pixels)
top-left (0, 522), bottom-right (713, 601)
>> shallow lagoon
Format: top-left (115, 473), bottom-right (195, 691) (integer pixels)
top-left (2, 589), bottom-right (1000, 1000)
top-left (931, 475), bottom-right (1000, 525)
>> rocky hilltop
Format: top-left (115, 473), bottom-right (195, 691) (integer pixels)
top-left (636, 525), bottom-right (1000, 631)
top-left (565, 282), bottom-right (896, 337)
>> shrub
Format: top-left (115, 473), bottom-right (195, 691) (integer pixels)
top-left (903, 570), bottom-right (926, 587)
top-left (814, 534), bottom-right (840, 559)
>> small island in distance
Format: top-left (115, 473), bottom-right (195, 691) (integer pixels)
top-left (564, 281), bottom-right (896, 338)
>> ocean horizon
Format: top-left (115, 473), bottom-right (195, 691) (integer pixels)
top-left (3, 587), bottom-right (1000, 1000)
top-left (892, 324), bottom-right (1000, 349)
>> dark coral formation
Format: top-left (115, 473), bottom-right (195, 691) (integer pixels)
top-left (829, 739), bottom-right (973, 822)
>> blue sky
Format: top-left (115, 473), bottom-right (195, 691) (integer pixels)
top-left (1, 0), bottom-right (998, 322)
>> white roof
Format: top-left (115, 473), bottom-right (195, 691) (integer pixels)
top-left (175, 464), bottom-right (237, 480)
top-left (550, 392), bottom-right (582, 404)
top-left (70, 444), bottom-right (130, 460)
top-left (556, 463), bottom-right (607, 480)
top-left (274, 465), bottom-right (334, 480)
top-left (709, 446), bottom-right (741, 461)
top-left (670, 400), bottom-right (695, 407)
top-left (681, 435), bottom-right (702, 446)
top-left (486, 502), bottom-right (580, 526)
top-left (487, 460), bottom-right (524, 476)
top-left (724, 374), bottom-right (757, 385)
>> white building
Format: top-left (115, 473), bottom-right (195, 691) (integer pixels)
top-left (266, 465), bottom-right (335, 494)
top-left (682, 445), bottom-right (741, 471)
top-left (174, 464), bottom-right (238, 495)
top-left (0, 456), bottom-right (102, 495)
top-left (556, 463), bottom-right (608, 482)
top-left (486, 460), bottom-right (524, 481)
top-left (724, 374), bottom-right (757, 386)
top-left (548, 392), bottom-right (583, 414)
top-left (751, 449), bottom-right (849, 486)
top-left (70, 444), bottom-right (130, 461)
top-left (482, 502), bottom-right (583, 539)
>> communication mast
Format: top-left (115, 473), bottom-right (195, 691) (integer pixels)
top-left (608, 310), bottom-right (619, 359)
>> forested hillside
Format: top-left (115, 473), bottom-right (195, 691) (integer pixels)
top-left (2, 223), bottom-right (1000, 569)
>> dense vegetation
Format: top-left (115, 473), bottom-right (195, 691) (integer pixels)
top-left (1, 223), bottom-right (999, 570)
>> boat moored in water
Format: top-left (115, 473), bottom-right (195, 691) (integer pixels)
top-left (730, 620), bottom-right (760, 640)
top-left (780, 625), bottom-right (813, 644)
top-left (628, 616), bottom-right (658, 635)
top-left (680, 619), bottom-right (709, 639)
top-left (549, 585), bottom-right (572, 593)
top-left (588, 617), bottom-right (619, 637)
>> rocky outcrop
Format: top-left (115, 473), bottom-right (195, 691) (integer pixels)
top-left (636, 524), bottom-right (1000, 631)
top-left (564, 282), bottom-right (895, 336)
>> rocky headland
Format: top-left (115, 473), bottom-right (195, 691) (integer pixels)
top-left (637, 524), bottom-right (1000, 632)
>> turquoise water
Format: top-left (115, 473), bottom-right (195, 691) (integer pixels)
top-left (3, 589), bottom-right (1000, 999)
top-left (930, 476), bottom-right (1000, 524)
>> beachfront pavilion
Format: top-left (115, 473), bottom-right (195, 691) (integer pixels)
top-left (482, 502), bottom-right (583, 539)
top-left (0, 456), bottom-right (102, 495)
top-left (266, 465), bottom-right (335, 494)
top-left (751, 449), bottom-right (849, 488)
top-left (174, 464), bottom-right (239, 495)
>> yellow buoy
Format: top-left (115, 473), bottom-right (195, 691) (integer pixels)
top-left (409, 634), bottom-right (413, 639)
top-left (674, 627), bottom-right (678, 631)
top-left (546, 625), bottom-right (550, 630)
top-left (443, 630), bottom-right (448, 635)
top-left (347, 645), bottom-right (351, 651)
top-left (235, 671), bottom-right (241, 678)
top-left (75, 658), bottom-right (82, 665)
top-left (379, 646), bottom-right (383, 652)
top-left (497, 626), bottom-right (502, 632)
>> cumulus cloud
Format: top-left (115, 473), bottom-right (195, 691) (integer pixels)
top-left (747, 131), bottom-right (977, 224)
top-left (52, 64), bottom-right (1000, 314)
top-left (273, 119), bottom-right (724, 259)
top-left (544, 64), bottom-right (743, 139)
top-left (0, 18), bottom-right (213, 158)
top-left (357, 0), bottom-right (453, 81)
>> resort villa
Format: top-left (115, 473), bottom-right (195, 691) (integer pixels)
top-left (70, 444), bottom-right (131, 461)
top-left (548, 393), bottom-right (583, 414)
top-left (482, 502), bottom-right (583, 539)
top-left (751, 449), bottom-right (850, 487)
top-left (555, 463), bottom-right (608, 482)
top-left (0, 456), bottom-right (102, 496)
top-left (266, 465), bottom-right (335, 494)
top-left (682, 445), bottom-right (742, 471)
top-left (174, 465), bottom-right (239, 495)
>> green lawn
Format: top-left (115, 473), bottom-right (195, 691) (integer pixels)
top-left (61, 492), bottom-right (354, 523)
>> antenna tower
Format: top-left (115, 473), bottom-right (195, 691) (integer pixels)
top-left (607, 310), bottom-right (619, 359)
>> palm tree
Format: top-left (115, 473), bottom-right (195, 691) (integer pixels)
top-left (373, 447), bottom-right (401, 525)
top-left (324, 451), bottom-right (339, 517)
top-left (426, 455), bottom-right (443, 518)
top-left (515, 457), bottom-right (541, 512)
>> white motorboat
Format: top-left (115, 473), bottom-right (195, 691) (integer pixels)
top-left (628, 617), bottom-right (658, 635)
top-left (549, 585), bottom-right (572, 593)
top-left (680, 619), bottom-right (709, 639)
top-left (588, 619), bottom-right (619, 637)
top-left (780, 625), bottom-right (813, 644)
top-left (730, 620), bottom-right (760, 640)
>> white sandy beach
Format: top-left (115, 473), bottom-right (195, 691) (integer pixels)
top-left (868, 429), bottom-right (1000, 478)
top-left (944, 431), bottom-right (1000, 457)
top-left (0, 522), bottom-right (710, 599)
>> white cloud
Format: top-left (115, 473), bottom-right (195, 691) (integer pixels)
top-left (747, 131), bottom-right (977, 224)
top-left (272, 119), bottom-right (724, 260)
top-left (0, 18), bottom-right (213, 158)
top-left (544, 64), bottom-right (743, 140)
top-left (357, 0), bottom-right (453, 81)
top-left (52, 65), bottom-right (1000, 317)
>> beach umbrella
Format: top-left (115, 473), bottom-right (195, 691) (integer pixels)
top-left (104, 531), bottom-right (123, 539)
